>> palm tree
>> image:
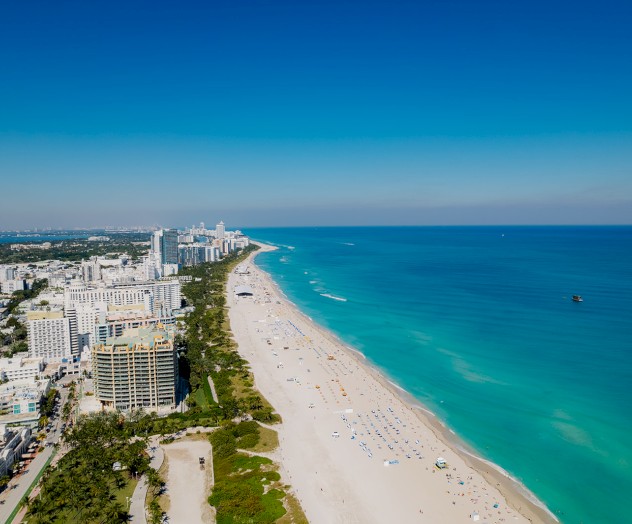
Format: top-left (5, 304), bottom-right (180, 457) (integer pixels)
top-left (100, 500), bottom-right (125, 523)
top-left (0, 474), bottom-right (10, 490)
top-left (146, 468), bottom-right (164, 497)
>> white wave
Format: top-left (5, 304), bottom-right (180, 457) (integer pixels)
top-left (320, 293), bottom-right (347, 302)
top-left (388, 380), bottom-right (409, 394)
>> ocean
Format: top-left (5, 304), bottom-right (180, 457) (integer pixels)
top-left (244, 226), bottom-right (632, 524)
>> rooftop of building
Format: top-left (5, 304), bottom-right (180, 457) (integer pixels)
top-left (0, 355), bottom-right (44, 369)
top-left (26, 310), bottom-right (64, 321)
top-left (101, 326), bottom-right (174, 349)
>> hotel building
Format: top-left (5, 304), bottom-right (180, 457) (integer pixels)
top-left (26, 311), bottom-right (72, 362)
top-left (92, 327), bottom-right (177, 411)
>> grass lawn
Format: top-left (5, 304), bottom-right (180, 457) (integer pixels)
top-left (230, 374), bottom-right (275, 411)
top-left (114, 476), bottom-right (138, 511)
top-left (193, 386), bottom-right (211, 409)
top-left (202, 375), bottom-right (216, 405)
top-left (251, 426), bottom-right (279, 453)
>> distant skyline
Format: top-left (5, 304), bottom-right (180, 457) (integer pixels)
top-left (1, 0), bottom-right (631, 229)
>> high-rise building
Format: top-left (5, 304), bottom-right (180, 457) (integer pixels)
top-left (93, 307), bottom-right (175, 345)
top-left (0, 266), bottom-right (16, 282)
top-left (160, 229), bottom-right (179, 265)
top-left (81, 259), bottom-right (101, 282)
top-left (27, 311), bottom-right (72, 362)
top-left (64, 280), bottom-right (181, 318)
top-left (215, 221), bottom-right (225, 239)
top-left (151, 230), bottom-right (162, 259)
top-left (64, 282), bottom-right (152, 312)
top-left (92, 327), bottom-right (178, 411)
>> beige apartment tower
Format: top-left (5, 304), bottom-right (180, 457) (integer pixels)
top-left (92, 327), bottom-right (177, 411)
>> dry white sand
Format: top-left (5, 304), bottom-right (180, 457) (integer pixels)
top-left (162, 439), bottom-right (213, 524)
top-left (227, 243), bottom-right (556, 524)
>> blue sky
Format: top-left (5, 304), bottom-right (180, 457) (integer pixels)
top-left (1, 0), bottom-right (631, 228)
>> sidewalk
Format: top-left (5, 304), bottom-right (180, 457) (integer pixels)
top-left (129, 437), bottom-right (165, 524)
top-left (207, 376), bottom-right (219, 403)
top-left (0, 447), bottom-right (55, 524)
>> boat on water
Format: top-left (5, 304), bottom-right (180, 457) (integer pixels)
top-left (572, 295), bottom-right (583, 302)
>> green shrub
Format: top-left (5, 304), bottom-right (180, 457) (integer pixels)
top-left (237, 433), bottom-right (259, 449)
top-left (233, 420), bottom-right (259, 437)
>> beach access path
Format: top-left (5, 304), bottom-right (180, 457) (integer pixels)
top-left (161, 436), bottom-right (213, 524)
top-left (129, 431), bottom-right (213, 524)
top-left (226, 243), bottom-right (547, 524)
top-left (129, 436), bottom-right (164, 524)
top-left (207, 376), bottom-right (219, 403)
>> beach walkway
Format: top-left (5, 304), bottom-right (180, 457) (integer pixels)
top-left (129, 436), bottom-right (164, 524)
top-left (207, 376), bottom-right (219, 403)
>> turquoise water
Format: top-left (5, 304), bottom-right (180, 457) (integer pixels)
top-left (244, 226), bottom-right (632, 524)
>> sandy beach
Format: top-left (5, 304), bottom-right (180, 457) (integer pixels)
top-left (227, 243), bottom-right (557, 524)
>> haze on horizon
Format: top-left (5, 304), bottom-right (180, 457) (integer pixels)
top-left (1, 0), bottom-right (631, 230)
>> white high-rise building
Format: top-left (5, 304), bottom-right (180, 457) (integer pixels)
top-left (81, 259), bottom-right (101, 282)
top-left (216, 220), bottom-right (225, 239)
top-left (64, 280), bottom-right (181, 318)
top-left (151, 280), bottom-right (181, 315)
top-left (151, 230), bottom-right (163, 260)
top-left (64, 282), bottom-right (153, 312)
top-left (142, 255), bottom-right (161, 280)
top-left (27, 311), bottom-right (72, 362)
top-left (66, 302), bottom-right (108, 358)
top-left (0, 266), bottom-right (16, 282)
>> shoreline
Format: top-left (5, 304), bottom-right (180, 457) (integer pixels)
top-left (229, 242), bottom-right (556, 523)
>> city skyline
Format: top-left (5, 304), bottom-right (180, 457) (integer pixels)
top-left (1, 0), bottom-right (631, 228)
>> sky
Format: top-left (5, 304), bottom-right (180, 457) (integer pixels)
top-left (1, 0), bottom-right (631, 229)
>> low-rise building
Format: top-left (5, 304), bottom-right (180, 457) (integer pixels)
top-left (0, 425), bottom-right (32, 477)
top-left (0, 377), bottom-right (50, 422)
top-left (0, 356), bottom-right (45, 382)
top-left (1, 279), bottom-right (26, 294)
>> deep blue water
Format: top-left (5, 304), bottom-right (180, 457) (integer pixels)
top-left (244, 226), bottom-right (632, 524)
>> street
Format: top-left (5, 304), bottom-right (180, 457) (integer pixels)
top-left (0, 384), bottom-right (70, 524)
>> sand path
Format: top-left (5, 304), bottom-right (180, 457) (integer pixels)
top-left (162, 439), bottom-right (213, 524)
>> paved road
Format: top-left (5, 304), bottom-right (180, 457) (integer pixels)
top-left (129, 437), bottom-right (165, 524)
top-left (0, 387), bottom-right (69, 524)
top-left (0, 446), bottom-right (54, 523)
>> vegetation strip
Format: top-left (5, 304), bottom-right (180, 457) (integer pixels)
top-left (18, 244), bottom-right (307, 523)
